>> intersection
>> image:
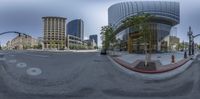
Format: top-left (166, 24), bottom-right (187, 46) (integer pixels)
top-left (0, 50), bottom-right (199, 99)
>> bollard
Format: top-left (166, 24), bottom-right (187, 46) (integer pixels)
top-left (184, 51), bottom-right (187, 59)
top-left (171, 55), bottom-right (175, 63)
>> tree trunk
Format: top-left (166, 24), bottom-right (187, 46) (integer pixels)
top-left (144, 40), bottom-right (148, 66)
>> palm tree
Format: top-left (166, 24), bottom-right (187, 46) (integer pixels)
top-left (122, 13), bottom-right (153, 66)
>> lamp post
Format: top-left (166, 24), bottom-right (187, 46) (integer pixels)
top-left (0, 42), bottom-right (2, 50)
top-left (188, 26), bottom-right (193, 56)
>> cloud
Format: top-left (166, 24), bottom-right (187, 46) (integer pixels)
top-left (0, 0), bottom-right (200, 46)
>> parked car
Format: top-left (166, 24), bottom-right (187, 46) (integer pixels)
top-left (100, 49), bottom-right (107, 55)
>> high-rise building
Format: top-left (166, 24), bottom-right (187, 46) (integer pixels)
top-left (89, 34), bottom-right (98, 46)
top-left (108, 1), bottom-right (180, 53)
top-left (67, 19), bottom-right (84, 41)
top-left (42, 16), bottom-right (66, 50)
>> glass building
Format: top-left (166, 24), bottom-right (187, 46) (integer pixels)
top-left (108, 1), bottom-right (180, 53)
top-left (67, 19), bottom-right (84, 41)
top-left (89, 34), bottom-right (98, 46)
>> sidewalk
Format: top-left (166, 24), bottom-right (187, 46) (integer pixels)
top-left (27, 49), bottom-right (98, 53)
top-left (109, 51), bottom-right (197, 74)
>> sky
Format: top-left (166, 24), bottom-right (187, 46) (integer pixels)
top-left (0, 0), bottom-right (200, 46)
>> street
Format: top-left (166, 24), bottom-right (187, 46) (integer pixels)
top-left (0, 50), bottom-right (199, 99)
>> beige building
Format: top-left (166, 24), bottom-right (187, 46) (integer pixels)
top-left (9, 35), bottom-right (38, 50)
top-left (67, 34), bottom-right (83, 49)
top-left (42, 16), bottom-right (66, 50)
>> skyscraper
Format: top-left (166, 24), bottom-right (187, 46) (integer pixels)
top-left (89, 34), bottom-right (98, 46)
top-left (42, 16), bottom-right (66, 50)
top-left (108, 1), bottom-right (179, 53)
top-left (67, 19), bottom-right (84, 41)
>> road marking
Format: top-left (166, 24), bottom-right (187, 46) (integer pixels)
top-left (16, 62), bottom-right (27, 68)
top-left (26, 67), bottom-right (42, 76)
top-left (9, 55), bottom-right (15, 57)
top-left (8, 59), bottom-right (17, 63)
top-left (23, 53), bottom-right (49, 58)
top-left (0, 58), bottom-right (6, 61)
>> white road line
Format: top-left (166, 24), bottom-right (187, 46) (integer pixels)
top-left (8, 59), bottom-right (17, 63)
top-left (23, 53), bottom-right (49, 58)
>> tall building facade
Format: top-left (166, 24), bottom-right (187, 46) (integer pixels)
top-left (108, 1), bottom-right (180, 53)
top-left (8, 35), bottom-right (38, 50)
top-left (89, 34), bottom-right (98, 46)
top-left (42, 16), bottom-right (66, 50)
top-left (67, 19), bottom-right (84, 41)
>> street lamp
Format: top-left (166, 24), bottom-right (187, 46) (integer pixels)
top-left (0, 42), bottom-right (2, 50)
top-left (188, 26), bottom-right (193, 56)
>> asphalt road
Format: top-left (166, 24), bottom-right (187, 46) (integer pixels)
top-left (0, 50), bottom-right (200, 99)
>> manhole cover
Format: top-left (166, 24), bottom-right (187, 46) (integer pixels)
top-left (26, 68), bottom-right (42, 76)
top-left (16, 62), bottom-right (27, 68)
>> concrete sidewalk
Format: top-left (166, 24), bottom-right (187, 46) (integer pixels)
top-left (108, 51), bottom-right (199, 80)
top-left (27, 49), bottom-right (98, 53)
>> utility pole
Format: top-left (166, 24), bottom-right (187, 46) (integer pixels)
top-left (0, 42), bottom-right (2, 50)
top-left (188, 26), bottom-right (193, 56)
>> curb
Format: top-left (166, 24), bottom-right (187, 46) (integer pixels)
top-left (112, 56), bottom-right (192, 74)
top-left (107, 55), bottom-right (194, 80)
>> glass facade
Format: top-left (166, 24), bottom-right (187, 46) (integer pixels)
top-left (89, 35), bottom-right (98, 46)
top-left (108, 1), bottom-right (180, 53)
top-left (67, 19), bottom-right (84, 41)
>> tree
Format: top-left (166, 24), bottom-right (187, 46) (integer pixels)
top-left (37, 44), bottom-right (42, 49)
top-left (176, 43), bottom-right (184, 51)
top-left (122, 13), bottom-right (153, 66)
top-left (100, 25), bottom-right (115, 50)
top-left (49, 41), bottom-right (53, 49)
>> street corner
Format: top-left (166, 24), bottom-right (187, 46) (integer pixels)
top-left (108, 53), bottom-right (194, 80)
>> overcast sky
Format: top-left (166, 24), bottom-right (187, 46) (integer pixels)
top-left (0, 0), bottom-right (200, 46)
